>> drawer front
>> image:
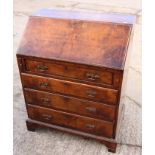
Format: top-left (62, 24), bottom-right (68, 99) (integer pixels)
top-left (27, 105), bottom-right (114, 138)
top-left (24, 59), bottom-right (113, 86)
top-left (21, 74), bottom-right (118, 104)
top-left (25, 89), bottom-right (116, 121)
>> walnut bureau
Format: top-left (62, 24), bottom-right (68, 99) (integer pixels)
top-left (17, 9), bottom-right (135, 153)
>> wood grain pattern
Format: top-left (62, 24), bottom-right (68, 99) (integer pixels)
top-left (24, 59), bottom-right (113, 86)
top-left (17, 14), bottom-right (132, 70)
top-left (16, 9), bottom-right (135, 153)
top-left (17, 56), bottom-right (123, 89)
top-left (27, 105), bottom-right (114, 138)
top-left (21, 73), bottom-right (118, 104)
top-left (25, 89), bottom-right (116, 121)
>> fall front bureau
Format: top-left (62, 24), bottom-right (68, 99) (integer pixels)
top-left (17, 9), bottom-right (135, 153)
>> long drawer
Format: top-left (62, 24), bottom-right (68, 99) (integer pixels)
top-left (25, 89), bottom-right (116, 121)
top-left (21, 74), bottom-right (118, 104)
top-left (27, 105), bottom-right (114, 138)
top-left (23, 59), bottom-right (114, 87)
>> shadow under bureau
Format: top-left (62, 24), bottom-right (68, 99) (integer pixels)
top-left (16, 9), bottom-right (135, 153)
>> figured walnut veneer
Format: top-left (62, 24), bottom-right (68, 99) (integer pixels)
top-left (17, 9), bottom-right (135, 153)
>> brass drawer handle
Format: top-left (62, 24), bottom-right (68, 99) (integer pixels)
top-left (86, 90), bottom-right (96, 98)
top-left (86, 124), bottom-right (95, 129)
top-left (86, 73), bottom-right (100, 81)
top-left (40, 98), bottom-right (50, 104)
top-left (36, 65), bottom-right (48, 72)
top-left (40, 82), bottom-right (49, 88)
top-left (85, 107), bottom-right (96, 113)
top-left (42, 114), bottom-right (53, 121)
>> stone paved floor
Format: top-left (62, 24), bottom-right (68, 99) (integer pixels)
top-left (13, 1), bottom-right (141, 155)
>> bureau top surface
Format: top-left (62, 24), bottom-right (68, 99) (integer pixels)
top-left (17, 9), bottom-right (135, 70)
